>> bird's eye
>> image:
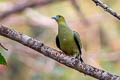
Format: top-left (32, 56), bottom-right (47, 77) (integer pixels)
top-left (58, 15), bottom-right (61, 18)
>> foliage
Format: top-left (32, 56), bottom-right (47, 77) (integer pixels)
top-left (0, 53), bottom-right (7, 65)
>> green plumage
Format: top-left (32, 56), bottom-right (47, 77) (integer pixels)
top-left (52, 15), bottom-right (83, 62)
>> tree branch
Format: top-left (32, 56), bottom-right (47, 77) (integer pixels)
top-left (71, 0), bottom-right (90, 26)
top-left (0, 0), bottom-right (63, 20)
top-left (0, 25), bottom-right (120, 80)
top-left (92, 0), bottom-right (120, 20)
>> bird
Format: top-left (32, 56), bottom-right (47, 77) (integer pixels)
top-left (52, 15), bottom-right (83, 62)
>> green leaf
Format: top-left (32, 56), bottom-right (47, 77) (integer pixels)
top-left (0, 53), bottom-right (7, 65)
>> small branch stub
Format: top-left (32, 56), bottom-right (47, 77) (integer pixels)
top-left (0, 43), bottom-right (8, 51)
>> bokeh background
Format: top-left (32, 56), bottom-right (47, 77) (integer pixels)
top-left (0, 0), bottom-right (120, 80)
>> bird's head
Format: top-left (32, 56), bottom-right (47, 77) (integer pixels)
top-left (52, 15), bottom-right (66, 23)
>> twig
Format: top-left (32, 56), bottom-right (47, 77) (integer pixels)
top-left (92, 0), bottom-right (120, 20)
top-left (0, 25), bottom-right (119, 80)
top-left (0, 43), bottom-right (8, 51)
top-left (71, 0), bottom-right (90, 26)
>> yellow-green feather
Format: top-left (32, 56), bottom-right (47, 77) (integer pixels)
top-left (58, 21), bottom-right (79, 55)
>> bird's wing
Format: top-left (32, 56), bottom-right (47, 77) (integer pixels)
top-left (56, 35), bottom-right (61, 49)
top-left (73, 31), bottom-right (82, 54)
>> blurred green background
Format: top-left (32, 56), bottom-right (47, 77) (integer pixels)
top-left (0, 0), bottom-right (120, 80)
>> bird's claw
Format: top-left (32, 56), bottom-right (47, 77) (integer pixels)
top-left (73, 54), bottom-right (84, 63)
top-left (58, 51), bottom-right (64, 54)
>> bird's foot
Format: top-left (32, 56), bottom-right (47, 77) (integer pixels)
top-left (58, 50), bottom-right (64, 54)
top-left (73, 54), bottom-right (84, 63)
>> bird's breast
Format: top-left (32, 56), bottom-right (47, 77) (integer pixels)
top-left (58, 26), bottom-right (79, 55)
top-left (59, 35), bottom-right (79, 55)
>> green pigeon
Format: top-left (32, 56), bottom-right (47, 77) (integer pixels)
top-left (52, 15), bottom-right (83, 62)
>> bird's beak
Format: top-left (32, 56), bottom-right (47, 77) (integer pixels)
top-left (52, 16), bottom-right (58, 20)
